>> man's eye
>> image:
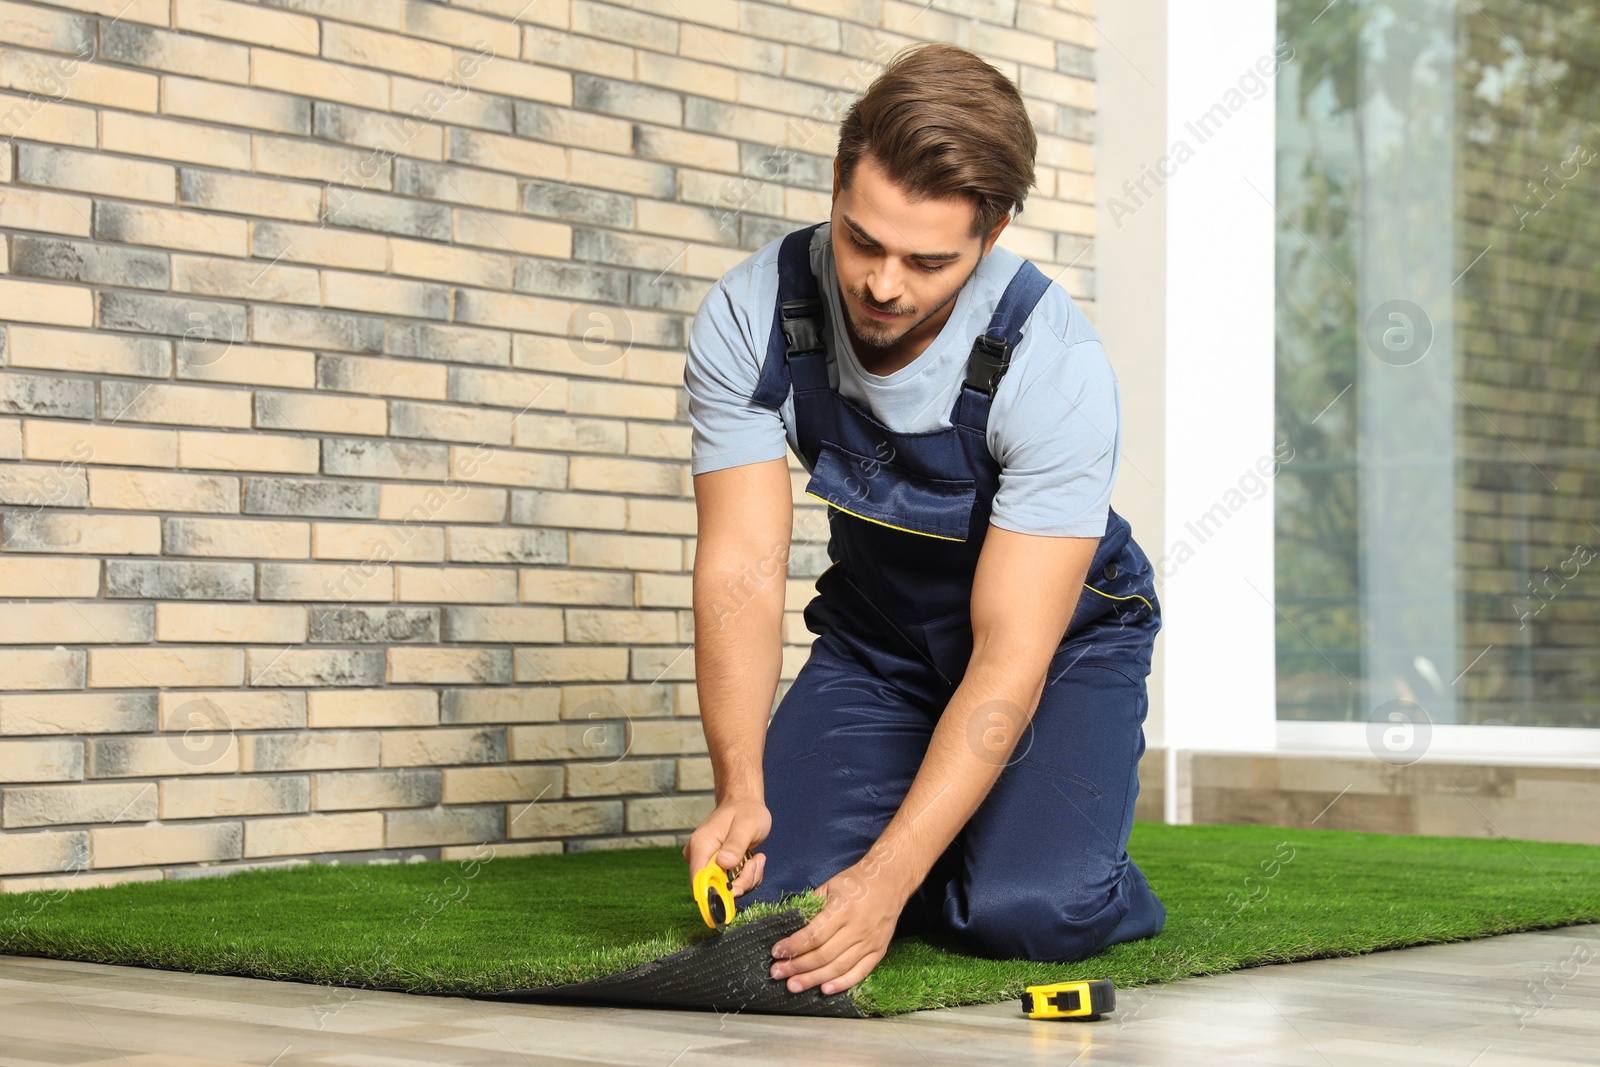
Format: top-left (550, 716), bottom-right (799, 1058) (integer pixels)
top-left (848, 234), bottom-right (945, 274)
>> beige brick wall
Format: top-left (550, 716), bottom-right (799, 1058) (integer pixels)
top-left (0, 0), bottom-right (1098, 891)
top-left (1191, 752), bottom-right (1600, 847)
top-left (1454, 9), bottom-right (1600, 729)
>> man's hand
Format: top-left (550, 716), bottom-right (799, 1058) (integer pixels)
top-left (768, 857), bottom-right (911, 996)
top-left (683, 796), bottom-right (771, 897)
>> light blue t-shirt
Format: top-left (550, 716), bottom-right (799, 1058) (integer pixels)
top-left (684, 222), bottom-right (1121, 538)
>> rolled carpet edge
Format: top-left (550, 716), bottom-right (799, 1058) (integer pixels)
top-left (470, 910), bottom-right (865, 1018)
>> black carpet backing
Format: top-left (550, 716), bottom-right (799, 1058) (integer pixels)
top-left (475, 910), bottom-right (865, 1018)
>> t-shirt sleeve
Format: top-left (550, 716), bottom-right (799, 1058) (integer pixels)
top-left (987, 332), bottom-right (1122, 538)
top-left (684, 274), bottom-right (790, 476)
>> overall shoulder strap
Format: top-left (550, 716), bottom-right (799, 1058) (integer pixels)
top-left (750, 222), bottom-right (827, 410)
top-left (966, 258), bottom-right (1053, 396)
top-left (952, 257), bottom-right (1054, 433)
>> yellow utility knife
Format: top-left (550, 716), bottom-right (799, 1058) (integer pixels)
top-left (693, 847), bottom-right (754, 930)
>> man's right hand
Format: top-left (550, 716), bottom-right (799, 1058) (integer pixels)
top-left (683, 796), bottom-right (772, 897)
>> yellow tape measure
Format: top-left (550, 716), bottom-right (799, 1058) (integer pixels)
top-left (1020, 979), bottom-right (1116, 1020)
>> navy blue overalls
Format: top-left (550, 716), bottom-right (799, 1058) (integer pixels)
top-left (740, 223), bottom-right (1166, 963)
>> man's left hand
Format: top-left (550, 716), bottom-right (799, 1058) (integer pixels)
top-left (768, 859), bottom-right (910, 996)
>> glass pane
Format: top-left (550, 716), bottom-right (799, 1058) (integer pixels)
top-left (1275, 0), bottom-right (1600, 729)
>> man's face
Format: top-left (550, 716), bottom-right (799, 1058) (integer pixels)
top-left (831, 154), bottom-right (1004, 351)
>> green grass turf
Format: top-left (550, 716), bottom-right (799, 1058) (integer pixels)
top-left (2, 822), bottom-right (1596, 1017)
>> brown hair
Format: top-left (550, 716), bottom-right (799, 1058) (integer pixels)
top-left (836, 43), bottom-right (1037, 238)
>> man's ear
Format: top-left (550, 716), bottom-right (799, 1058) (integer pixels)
top-left (981, 211), bottom-right (1012, 256)
top-left (831, 156), bottom-right (842, 202)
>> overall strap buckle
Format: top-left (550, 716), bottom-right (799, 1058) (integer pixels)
top-left (751, 223), bottom-right (826, 412)
top-left (964, 333), bottom-right (1012, 397)
top-left (780, 297), bottom-right (826, 358)
top-left (957, 258), bottom-right (1052, 405)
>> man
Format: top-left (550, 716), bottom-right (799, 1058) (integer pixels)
top-left (680, 43), bottom-right (1166, 1000)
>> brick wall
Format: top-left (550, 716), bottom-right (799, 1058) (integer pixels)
top-left (0, 0), bottom-right (1098, 892)
top-left (1455, 4), bottom-right (1600, 729)
top-left (1191, 752), bottom-right (1600, 847)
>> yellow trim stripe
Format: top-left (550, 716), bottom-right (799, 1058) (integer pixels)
top-left (1082, 583), bottom-right (1154, 614)
top-left (802, 496), bottom-right (1154, 614)
top-left (804, 490), bottom-right (968, 543)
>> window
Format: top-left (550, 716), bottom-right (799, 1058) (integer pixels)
top-left (1275, 0), bottom-right (1600, 728)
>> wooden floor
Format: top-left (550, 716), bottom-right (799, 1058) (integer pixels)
top-left (2, 923), bottom-right (1596, 1065)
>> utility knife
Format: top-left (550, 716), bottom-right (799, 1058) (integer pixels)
top-left (693, 848), bottom-right (754, 930)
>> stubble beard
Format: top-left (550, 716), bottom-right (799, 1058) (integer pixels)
top-left (842, 264), bottom-right (977, 351)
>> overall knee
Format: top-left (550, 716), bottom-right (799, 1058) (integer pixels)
top-left (953, 886), bottom-right (1124, 964)
top-left (738, 852), bottom-right (828, 908)
top-left (739, 881), bottom-right (791, 907)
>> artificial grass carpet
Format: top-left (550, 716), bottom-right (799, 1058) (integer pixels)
top-left (3, 822), bottom-right (1597, 1017)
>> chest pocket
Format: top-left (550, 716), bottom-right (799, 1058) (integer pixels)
top-left (805, 440), bottom-right (977, 542)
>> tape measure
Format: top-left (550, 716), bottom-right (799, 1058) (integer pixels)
top-left (692, 848), bottom-right (754, 930)
top-left (1020, 979), bottom-right (1116, 1020)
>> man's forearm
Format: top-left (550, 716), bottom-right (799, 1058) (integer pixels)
top-left (692, 548), bottom-right (788, 803)
top-left (859, 643), bottom-right (1049, 901)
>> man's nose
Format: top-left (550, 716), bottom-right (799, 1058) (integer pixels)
top-left (863, 269), bottom-right (904, 308)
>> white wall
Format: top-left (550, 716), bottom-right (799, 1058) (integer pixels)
top-left (1094, 0), bottom-right (1169, 751)
top-left (1096, 0), bottom-right (1281, 769)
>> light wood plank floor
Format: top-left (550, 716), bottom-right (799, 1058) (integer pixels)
top-left (2, 923), bottom-right (1596, 1065)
